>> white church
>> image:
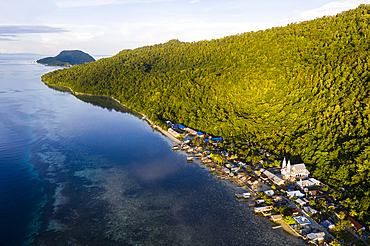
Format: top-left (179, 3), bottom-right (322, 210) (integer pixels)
top-left (281, 158), bottom-right (310, 180)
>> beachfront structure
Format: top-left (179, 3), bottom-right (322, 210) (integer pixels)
top-left (286, 190), bottom-right (305, 198)
top-left (305, 232), bottom-right (326, 242)
top-left (271, 214), bottom-right (282, 222)
top-left (297, 178), bottom-right (320, 189)
top-left (254, 206), bottom-right (274, 213)
top-left (281, 158), bottom-right (310, 179)
top-left (263, 170), bottom-right (285, 185)
top-left (197, 131), bottom-right (205, 137)
top-left (222, 167), bottom-right (230, 174)
top-left (239, 176), bottom-right (248, 183)
top-left (168, 128), bottom-right (180, 138)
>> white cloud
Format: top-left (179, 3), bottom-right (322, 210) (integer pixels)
top-left (298, 0), bottom-right (370, 21)
top-left (56, 0), bottom-right (172, 8)
top-left (41, 25), bottom-right (104, 43)
top-left (113, 18), bottom-right (271, 48)
top-left (190, 0), bottom-right (200, 3)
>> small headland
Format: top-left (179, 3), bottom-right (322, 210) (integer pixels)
top-left (37, 50), bottom-right (95, 67)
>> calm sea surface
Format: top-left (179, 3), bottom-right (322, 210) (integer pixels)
top-left (0, 54), bottom-right (301, 245)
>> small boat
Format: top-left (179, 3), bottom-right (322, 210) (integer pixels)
top-left (255, 199), bottom-right (265, 205)
top-left (235, 194), bottom-right (243, 199)
top-left (187, 156), bottom-right (194, 161)
top-left (172, 145), bottom-right (179, 150)
top-left (243, 192), bottom-right (251, 199)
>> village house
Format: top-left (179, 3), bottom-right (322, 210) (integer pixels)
top-left (264, 190), bottom-right (274, 196)
top-left (292, 208), bottom-right (299, 216)
top-left (263, 170), bottom-right (285, 185)
top-left (296, 197), bottom-right (309, 207)
top-left (322, 220), bottom-right (335, 229)
top-left (185, 127), bottom-right (197, 135)
top-left (303, 205), bottom-right (318, 215)
top-left (173, 124), bottom-right (186, 130)
top-left (362, 231), bottom-right (370, 239)
top-left (309, 190), bottom-right (323, 197)
top-left (286, 190), bottom-right (305, 198)
top-left (294, 215), bottom-right (312, 226)
top-left (296, 178), bottom-right (321, 189)
top-left (260, 173), bottom-right (268, 181)
top-left (248, 178), bottom-right (258, 186)
top-left (347, 217), bottom-right (365, 231)
top-left (281, 158), bottom-right (310, 179)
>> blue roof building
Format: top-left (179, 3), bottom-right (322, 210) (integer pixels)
top-left (177, 124), bottom-right (186, 130)
top-left (211, 137), bottom-right (223, 141)
top-left (294, 216), bottom-right (312, 226)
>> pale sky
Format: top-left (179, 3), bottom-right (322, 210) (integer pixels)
top-left (0, 0), bottom-right (369, 56)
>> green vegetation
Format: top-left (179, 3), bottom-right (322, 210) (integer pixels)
top-left (37, 50), bottom-right (95, 66)
top-left (283, 215), bottom-right (296, 225)
top-left (42, 5), bottom-right (370, 227)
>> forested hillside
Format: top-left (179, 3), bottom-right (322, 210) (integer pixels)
top-left (42, 4), bottom-right (370, 226)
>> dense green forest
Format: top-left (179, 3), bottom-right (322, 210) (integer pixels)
top-left (42, 5), bottom-right (370, 227)
top-left (37, 50), bottom-right (95, 66)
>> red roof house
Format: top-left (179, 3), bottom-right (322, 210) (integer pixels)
top-left (347, 217), bottom-right (365, 231)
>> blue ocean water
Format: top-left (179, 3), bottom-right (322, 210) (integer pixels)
top-left (0, 54), bottom-right (52, 245)
top-left (0, 54), bottom-right (301, 245)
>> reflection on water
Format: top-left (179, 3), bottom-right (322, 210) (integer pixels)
top-left (47, 84), bottom-right (141, 117)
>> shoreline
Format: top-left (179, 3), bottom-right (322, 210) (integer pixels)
top-left (43, 82), bottom-right (181, 144)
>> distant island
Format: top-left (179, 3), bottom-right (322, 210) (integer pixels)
top-left (37, 50), bottom-right (95, 67)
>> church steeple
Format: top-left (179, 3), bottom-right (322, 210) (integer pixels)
top-left (282, 157), bottom-right (286, 169)
top-left (287, 160), bottom-right (291, 174)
